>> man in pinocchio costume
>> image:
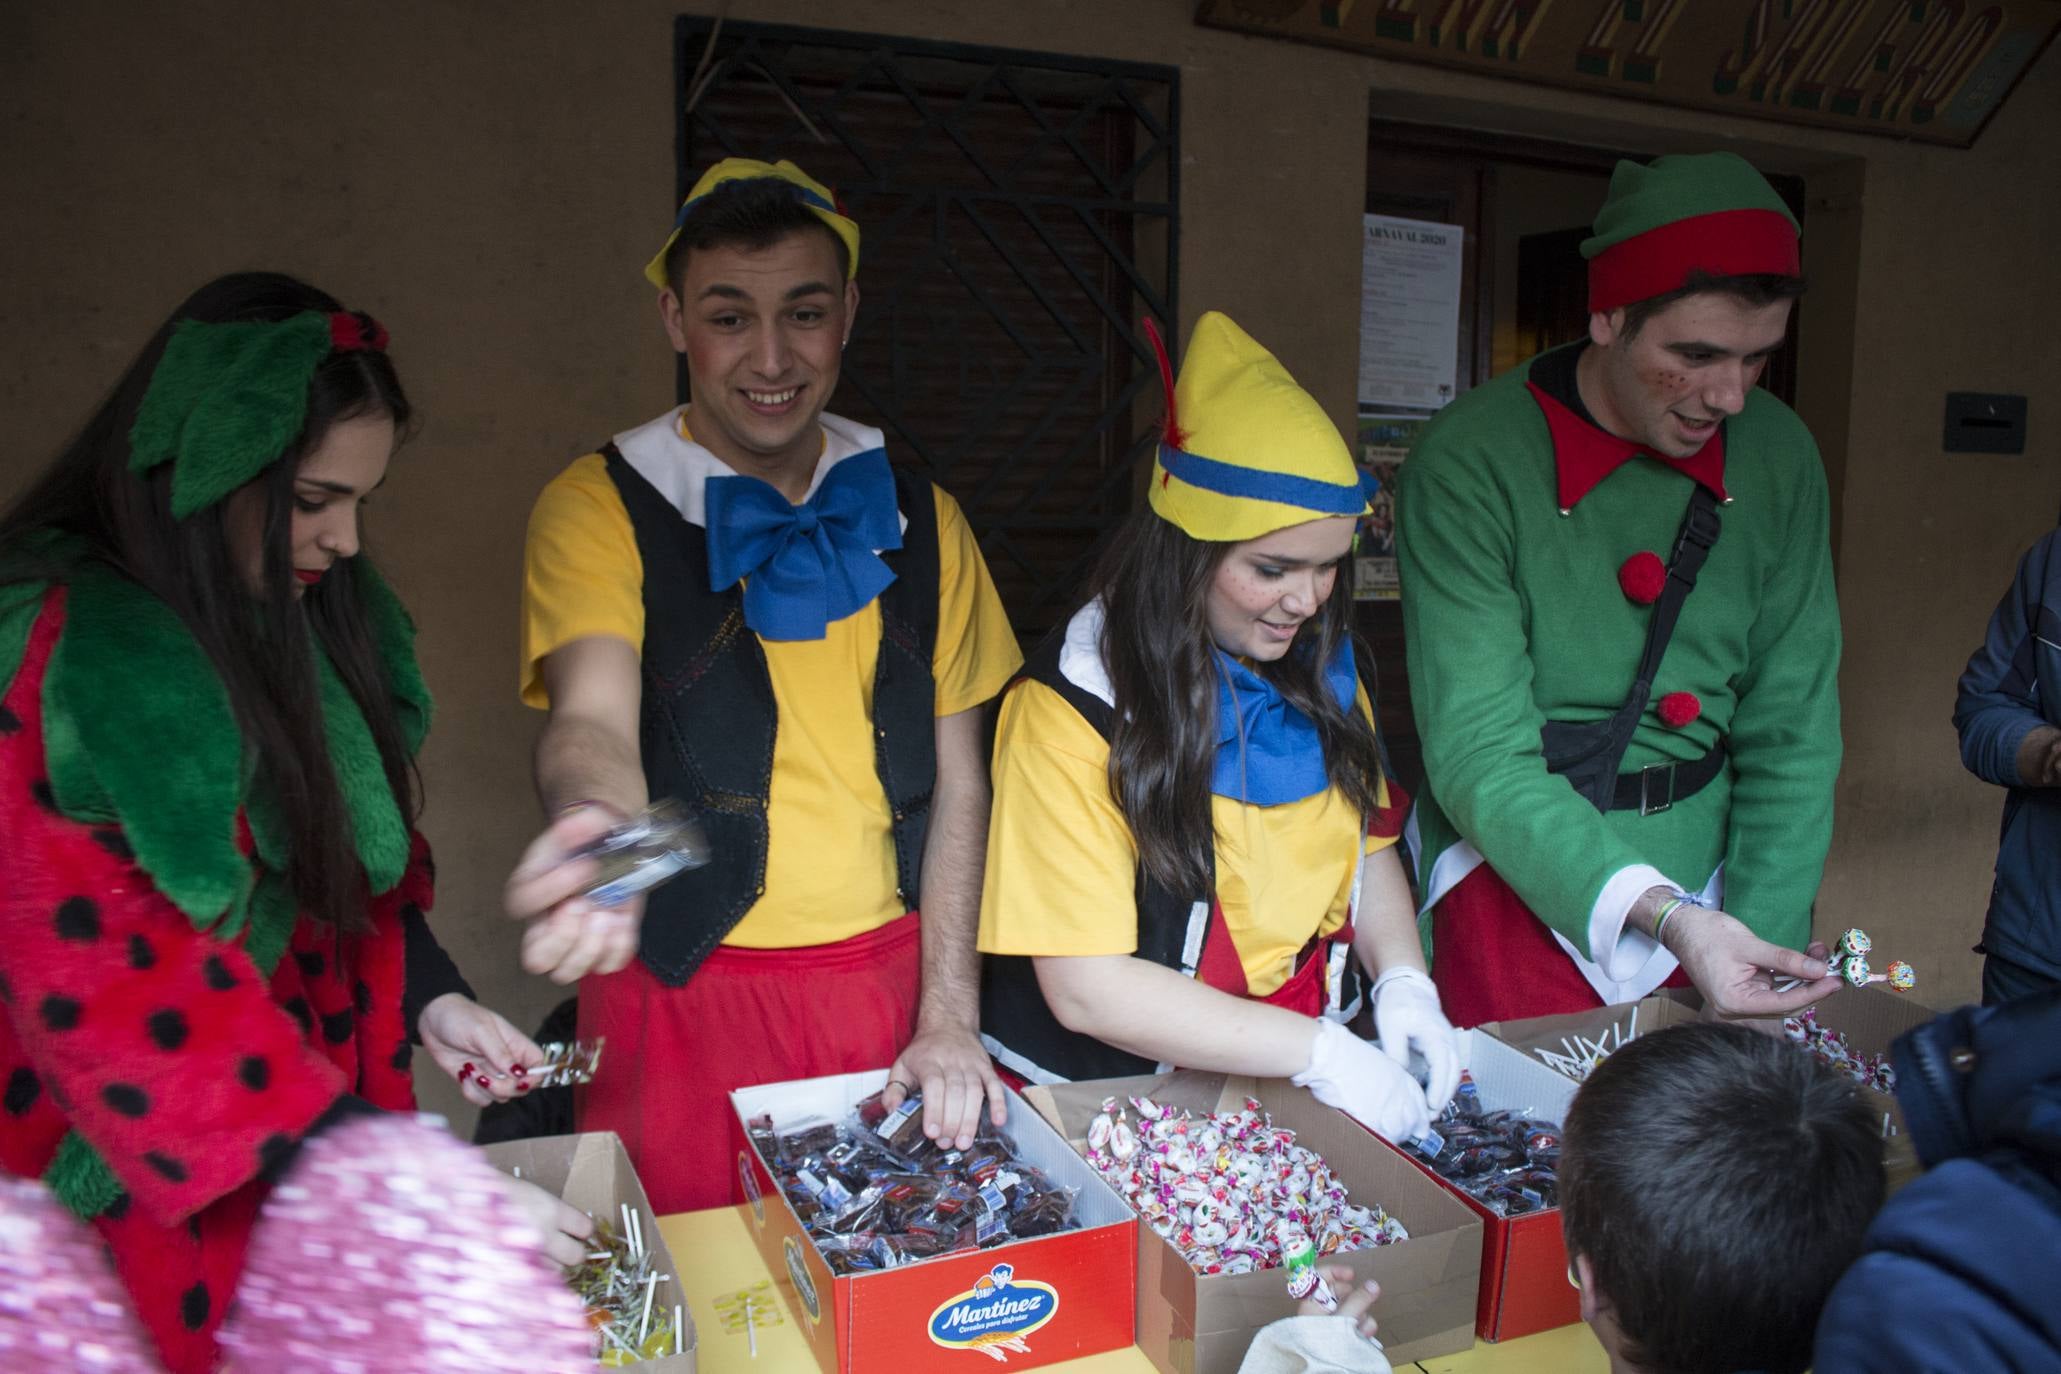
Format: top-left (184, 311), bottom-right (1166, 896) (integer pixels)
top-left (0, 281), bottom-right (568, 1371)
top-left (1399, 153), bottom-right (1845, 1025)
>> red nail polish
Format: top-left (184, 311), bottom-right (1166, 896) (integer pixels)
top-left (517, 1081), bottom-right (532, 1093)
top-left (512, 1064), bottom-right (529, 1078)
top-left (461, 1062), bottom-right (476, 1076)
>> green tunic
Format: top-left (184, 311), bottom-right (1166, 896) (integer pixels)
top-left (1396, 351), bottom-right (1840, 956)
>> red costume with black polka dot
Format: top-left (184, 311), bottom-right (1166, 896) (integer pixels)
top-left (0, 590), bottom-right (447, 1373)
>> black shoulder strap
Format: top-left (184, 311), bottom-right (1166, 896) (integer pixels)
top-left (1541, 484), bottom-right (1723, 803)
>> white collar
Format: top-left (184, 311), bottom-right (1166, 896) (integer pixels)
top-left (611, 406), bottom-right (904, 534)
top-left (1058, 599), bottom-right (1116, 708)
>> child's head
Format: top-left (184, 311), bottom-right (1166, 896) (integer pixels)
top-left (1561, 1021), bottom-right (1884, 1374)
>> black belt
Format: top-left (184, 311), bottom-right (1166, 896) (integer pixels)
top-left (1608, 742), bottom-right (1727, 816)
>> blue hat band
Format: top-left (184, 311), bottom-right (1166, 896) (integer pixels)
top-left (676, 176), bottom-right (837, 230)
top-left (1158, 443), bottom-right (1369, 516)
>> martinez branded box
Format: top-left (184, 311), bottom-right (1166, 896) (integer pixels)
top-left (730, 1069), bottom-right (1138, 1373)
top-left (481, 1131), bottom-right (699, 1372)
top-left (1024, 1070), bottom-right (1483, 1374)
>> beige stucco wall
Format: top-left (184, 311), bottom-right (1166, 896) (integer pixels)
top-left (4, 2), bottom-right (2055, 1124)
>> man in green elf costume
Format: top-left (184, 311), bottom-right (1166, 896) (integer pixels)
top-left (1398, 152), bottom-right (1845, 1024)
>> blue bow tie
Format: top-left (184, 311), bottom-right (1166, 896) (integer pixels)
top-left (704, 447), bottom-right (903, 641)
top-left (1213, 642), bottom-right (1358, 804)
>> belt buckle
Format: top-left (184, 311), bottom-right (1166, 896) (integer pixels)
top-left (1639, 763), bottom-right (1675, 817)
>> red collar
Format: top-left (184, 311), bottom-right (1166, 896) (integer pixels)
top-left (1526, 380), bottom-right (1728, 513)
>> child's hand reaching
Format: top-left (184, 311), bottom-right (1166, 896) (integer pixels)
top-left (1304, 1265), bottom-right (1380, 1343)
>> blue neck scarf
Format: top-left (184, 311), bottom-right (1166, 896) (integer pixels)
top-left (704, 447), bottom-right (903, 641)
top-left (1212, 641), bottom-right (1358, 804)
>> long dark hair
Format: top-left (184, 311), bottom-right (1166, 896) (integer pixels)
top-left (1088, 507), bottom-right (1386, 896)
top-left (0, 272), bottom-right (418, 932)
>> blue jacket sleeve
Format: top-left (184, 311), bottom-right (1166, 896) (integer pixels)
top-left (1953, 532), bottom-right (2060, 788)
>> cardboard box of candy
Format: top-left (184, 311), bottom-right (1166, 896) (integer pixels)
top-left (1803, 985), bottom-right (1936, 1190)
top-left (730, 1068), bottom-right (1138, 1373)
top-left (1379, 1030), bottom-right (1581, 1344)
top-left (1023, 1070), bottom-right (1483, 1374)
top-left (481, 1131), bottom-right (698, 1370)
top-left (1488, 986), bottom-right (1932, 1193)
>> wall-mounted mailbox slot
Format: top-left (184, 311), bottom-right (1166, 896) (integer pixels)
top-left (1943, 392), bottom-right (2027, 454)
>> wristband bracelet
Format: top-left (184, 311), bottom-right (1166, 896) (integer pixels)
top-left (1652, 896), bottom-right (1689, 943)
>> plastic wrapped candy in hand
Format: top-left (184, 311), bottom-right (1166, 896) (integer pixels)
top-left (576, 799), bottom-right (711, 908)
top-left (1080, 1095), bottom-right (1408, 1275)
top-left (529, 1038), bottom-right (607, 1088)
top-left (1822, 928), bottom-right (1916, 992)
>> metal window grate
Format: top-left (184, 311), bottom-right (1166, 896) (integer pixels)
top-left (672, 17), bottom-right (1180, 640)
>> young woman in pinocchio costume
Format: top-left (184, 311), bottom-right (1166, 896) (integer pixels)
top-left (0, 274), bottom-right (594, 1372)
top-left (978, 312), bottom-right (1459, 1142)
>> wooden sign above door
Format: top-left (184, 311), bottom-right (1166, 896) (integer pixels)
top-left (1194, 0), bottom-right (2058, 148)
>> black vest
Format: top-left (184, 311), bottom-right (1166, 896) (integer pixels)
top-left (979, 625), bottom-right (1377, 1084)
top-left (603, 443), bottom-right (941, 987)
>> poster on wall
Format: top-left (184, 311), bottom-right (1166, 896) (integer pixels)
top-left (1359, 213), bottom-right (1464, 412)
top-left (1353, 414), bottom-right (1424, 602)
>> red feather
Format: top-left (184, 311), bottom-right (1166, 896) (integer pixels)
top-left (1142, 316), bottom-right (1187, 451)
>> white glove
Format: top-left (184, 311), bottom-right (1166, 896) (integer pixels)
top-left (1292, 1017), bottom-right (1430, 1144)
top-left (1370, 966), bottom-right (1461, 1114)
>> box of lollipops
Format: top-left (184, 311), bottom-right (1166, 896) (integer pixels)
top-left (481, 1125), bottom-right (698, 1370)
top-left (1022, 1070), bottom-right (1484, 1374)
top-left (730, 1068), bottom-right (1139, 1373)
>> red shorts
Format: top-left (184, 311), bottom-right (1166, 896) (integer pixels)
top-left (1431, 864), bottom-right (1687, 1027)
top-left (576, 911), bottom-right (920, 1214)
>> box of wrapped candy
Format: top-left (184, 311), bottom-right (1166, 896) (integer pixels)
top-left (730, 1068), bottom-right (1138, 1373)
top-left (481, 1131), bottom-right (697, 1370)
top-left (1022, 1070), bottom-right (1483, 1374)
top-left (1794, 986), bottom-right (1935, 1190)
top-left (1380, 1030), bottom-right (1581, 1344)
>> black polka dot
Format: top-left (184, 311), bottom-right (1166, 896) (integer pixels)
top-left (91, 829), bottom-right (134, 862)
top-left (0, 704), bottom-right (19, 733)
top-left (146, 1008), bottom-right (189, 1051)
top-left (30, 779), bottom-right (55, 810)
top-left (320, 1009), bottom-right (354, 1045)
top-left (144, 1151), bottom-right (188, 1183)
top-left (390, 1040), bottom-right (412, 1072)
top-left (187, 1216), bottom-right (204, 1241)
top-left (127, 933), bottom-right (157, 970)
top-left (4, 1067), bottom-right (39, 1116)
top-left (257, 1133), bottom-right (294, 1175)
top-left (53, 896), bottom-right (101, 942)
top-left (180, 1281), bottom-right (210, 1331)
top-left (293, 950), bottom-right (326, 979)
top-left (101, 1191), bottom-right (130, 1222)
top-left (283, 997), bottom-right (313, 1034)
top-left (202, 956), bottom-right (237, 991)
top-left (40, 995), bottom-right (82, 1032)
top-left (352, 980), bottom-right (373, 1014)
top-left (101, 1083), bottom-right (148, 1117)
top-left (0, 971), bottom-right (11, 1003)
top-left (238, 1055), bottom-right (271, 1091)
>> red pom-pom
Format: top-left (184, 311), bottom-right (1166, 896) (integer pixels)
top-left (1658, 691), bottom-right (1701, 728)
top-left (1618, 551), bottom-right (1666, 605)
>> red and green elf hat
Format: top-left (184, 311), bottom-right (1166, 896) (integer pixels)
top-left (1581, 152), bottom-right (1800, 315)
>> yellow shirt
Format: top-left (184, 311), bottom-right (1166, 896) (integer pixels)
top-left (977, 675), bottom-right (1394, 996)
top-left (521, 410), bottom-right (1023, 948)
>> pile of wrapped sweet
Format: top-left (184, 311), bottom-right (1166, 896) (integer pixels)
top-left (1783, 1006), bottom-right (1896, 1092)
top-left (1081, 1095), bottom-right (1408, 1275)
top-left (1409, 1074), bottom-right (1562, 1218)
top-left (746, 1090), bottom-right (1077, 1275)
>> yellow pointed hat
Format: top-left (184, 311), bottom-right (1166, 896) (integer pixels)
top-left (1146, 312), bottom-right (1370, 542)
